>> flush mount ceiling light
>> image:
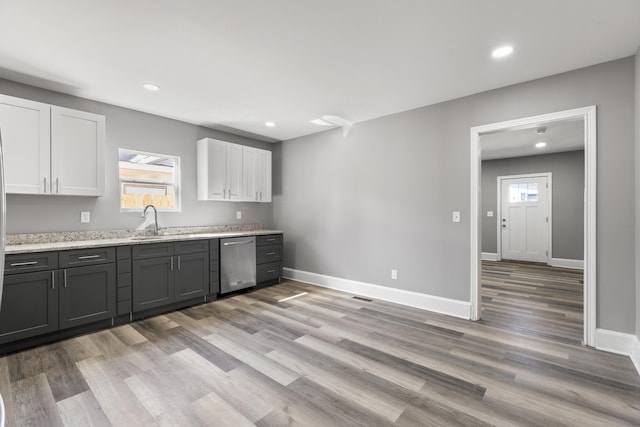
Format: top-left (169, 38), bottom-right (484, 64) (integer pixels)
top-left (491, 45), bottom-right (514, 59)
top-left (143, 83), bottom-right (160, 92)
top-left (311, 115), bottom-right (353, 136)
top-left (536, 127), bottom-right (547, 135)
top-left (535, 142), bottom-right (547, 148)
top-left (265, 121), bottom-right (275, 127)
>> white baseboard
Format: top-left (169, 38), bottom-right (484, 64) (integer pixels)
top-left (481, 252), bottom-right (498, 261)
top-left (549, 258), bottom-right (584, 270)
top-left (595, 328), bottom-right (635, 355)
top-left (632, 335), bottom-right (640, 376)
top-left (283, 268), bottom-right (471, 320)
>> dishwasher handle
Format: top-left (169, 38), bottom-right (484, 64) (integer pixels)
top-left (223, 240), bottom-right (254, 246)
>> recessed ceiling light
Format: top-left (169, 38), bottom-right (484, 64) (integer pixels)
top-left (143, 83), bottom-right (160, 92)
top-left (492, 45), bottom-right (514, 59)
top-left (535, 142), bottom-right (547, 148)
top-left (265, 121), bottom-right (275, 127)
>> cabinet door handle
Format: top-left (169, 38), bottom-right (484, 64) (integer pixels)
top-left (63, 269), bottom-right (68, 287)
top-left (178, 256), bottom-right (181, 271)
top-left (260, 191), bottom-right (262, 201)
top-left (170, 256), bottom-right (174, 271)
top-left (223, 188), bottom-right (226, 199)
top-left (78, 254), bottom-right (101, 260)
top-left (44, 177), bottom-right (47, 193)
top-left (266, 252), bottom-right (276, 256)
top-left (266, 269), bottom-right (276, 273)
top-left (10, 261), bottom-right (38, 267)
top-left (51, 271), bottom-right (55, 290)
top-left (255, 191), bottom-right (258, 201)
top-left (56, 178), bottom-right (60, 193)
top-left (266, 238), bottom-right (276, 242)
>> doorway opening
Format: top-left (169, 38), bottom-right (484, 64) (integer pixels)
top-left (470, 106), bottom-right (596, 346)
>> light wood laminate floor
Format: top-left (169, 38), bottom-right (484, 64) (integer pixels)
top-left (1, 266), bottom-right (639, 426)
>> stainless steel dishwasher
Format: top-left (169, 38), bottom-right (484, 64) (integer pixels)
top-left (220, 236), bottom-right (256, 294)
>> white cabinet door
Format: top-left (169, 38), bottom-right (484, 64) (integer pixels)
top-left (257, 149), bottom-right (272, 202)
top-left (0, 95), bottom-right (51, 194)
top-left (225, 142), bottom-right (243, 200)
top-left (51, 107), bottom-right (105, 196)
top-left (243, 146), bottom-right (259, 201)
top-left (197, 138), bottom-right (226, 200)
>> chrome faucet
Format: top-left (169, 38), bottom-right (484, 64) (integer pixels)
top-left (142, 204), bottom-right (159, 235)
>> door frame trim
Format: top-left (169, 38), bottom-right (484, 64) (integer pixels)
top-left (496, 172), bottom-right (552, 263)
top-left (470, 105), bottom-right (596, 347)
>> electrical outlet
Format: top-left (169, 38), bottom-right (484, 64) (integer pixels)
top-left (487, 211), bottom-right (494, 217)
top-left (391, 269), bottom-right (398, 280)
top-left (80, 211), bottom-right (90, 223)
top-left (236, 211), bottom-right (242, 220)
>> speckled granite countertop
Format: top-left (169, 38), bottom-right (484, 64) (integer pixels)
top-left (5, 225), bottom-right (283, 255)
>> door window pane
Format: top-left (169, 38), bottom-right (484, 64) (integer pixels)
top-left (508, 182), bottom-right (539, 203)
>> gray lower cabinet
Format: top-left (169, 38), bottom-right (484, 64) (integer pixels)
top-left (59, 263), bottom-right (116, 329)
top-left (175, 252), bottom-right (209, 302)
top-left (132, 240), bottom-right (209, 312)
top-left (132, 256), bottom-right (174, 312)
top-left (256, 234), bottom-right (283, 285)
top-left (0, 270), bottom-right (58, 344)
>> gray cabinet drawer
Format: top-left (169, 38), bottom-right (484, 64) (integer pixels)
top-left (257, 244), bottom-right (282, 264)
top-left (132, 243), bottom-right (174, 260)
top-left (257, 234), bottom-right (282, 246)
top-left (175, 239), bottom-right (209, 255)
top-left (59, 247), bottom-right (115, 268)
top-left (257, 262), bottom-right (282, 283)
top-left (4, 252), bottom-right (58, 275)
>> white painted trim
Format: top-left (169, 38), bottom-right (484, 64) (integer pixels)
top-left (496, 172), bottom-right (552, 263)
top-left (283, 268), bottom-right (471, 320)
top-left (549, 258), bottom-right (584, 270)
top-left (481, 252), bottom-right (498, 261)
top-left (595, 328), bottom-right (634, 356)
top-left (631, 336), bottom-right (640, 376)
top-left (470, 105), bottom-right (597, 345)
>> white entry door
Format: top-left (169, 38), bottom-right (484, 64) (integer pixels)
top-left (499, 174), bottom-right (550, 263)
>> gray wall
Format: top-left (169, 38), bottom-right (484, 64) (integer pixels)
top-left (274, 57), bottom-right (636, 333)
top-left (635, 49), bottom-right (640, 341)
top-left (0, 78), bottom-right (273, 233)
top-left (481, 151), bottom-right (584, 260)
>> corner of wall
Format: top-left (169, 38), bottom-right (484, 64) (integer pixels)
top-left (635, 47), bottom-right (640, 343)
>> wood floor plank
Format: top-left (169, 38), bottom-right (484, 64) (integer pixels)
top-left (56, 390), bottom-right (111, 427)
top-left (1, 264), bottom-right (638, 426)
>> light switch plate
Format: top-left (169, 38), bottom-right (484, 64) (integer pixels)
top-left (391, 269), bottom-right (398, 280)
top-left (80, 211), bottom-right (90, 223)
top-left (487, 211), bottom-right (494, 217)
top-left (236, 211), bottom-right (242, 220)
top-left (452, 211), bottom-right (461, 223)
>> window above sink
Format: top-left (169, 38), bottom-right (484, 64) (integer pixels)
top-left (118, 148), bottom-right (181, 212)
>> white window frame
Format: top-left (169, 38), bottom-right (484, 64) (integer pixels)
top-left (118, 148), bottom-right (181, 212)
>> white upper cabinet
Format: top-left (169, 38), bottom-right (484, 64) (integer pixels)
top-left (51, 106), bottom-right (105, 196)
top-left (198, 138), bottom-right (271, 203)
top-left (197, 138), bottom-right (244, 201)
top-left (243, 146), bottom-right (271, 202)
top-left (0, 94), bottom-right (105, 196)
top-left (257, 148), bottom-right (272, 202)
top-left (0, 95), bottom-right (51, 194)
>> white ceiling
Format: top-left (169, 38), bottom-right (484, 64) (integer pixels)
top-left (481, 118), bottom-right (584, 160)
top-left (0, 1), bottom-right (639, 142)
